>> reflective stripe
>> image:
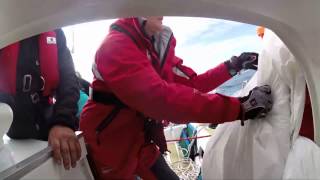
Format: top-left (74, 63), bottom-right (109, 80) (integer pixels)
top-left (92, 62), bottom-right (104, 81)
top-left (172, 66), bottom-right (190, 79)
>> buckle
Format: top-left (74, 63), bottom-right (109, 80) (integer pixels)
top-left (22, 74), bottom-right (32, 92)
top-left (40, 76), bottom-right (45, 91)
top-left (30, 92), bottom-right (40, 104)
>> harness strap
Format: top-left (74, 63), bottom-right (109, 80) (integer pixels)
top-left (110, 23), bottom-right (162, 72)
top-left (110, 24), bottom-right (142, 49)
top-left (92, 90), bottom-right (127, 108)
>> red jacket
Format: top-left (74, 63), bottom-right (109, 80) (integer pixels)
top-left (80, 17), bottom-right (240, 179)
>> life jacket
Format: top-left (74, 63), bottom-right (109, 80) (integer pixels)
top-left (0, 31), bottom-right (60, 140)
top-left (0, 31), bottom-right (59, 97)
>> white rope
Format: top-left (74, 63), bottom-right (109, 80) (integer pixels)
top-left (165, 124), bottom-right (209, 179)
top-left (165, 147), bottom-right (201, 180)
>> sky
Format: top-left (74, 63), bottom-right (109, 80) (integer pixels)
top-left (63, 17), bottom-right (262, 81)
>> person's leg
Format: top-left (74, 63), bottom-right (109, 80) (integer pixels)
top-left (150, 155), bottom-right (179, 180)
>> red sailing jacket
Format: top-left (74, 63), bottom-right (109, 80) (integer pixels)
top-left (80, 17), bottom-right (241, 179)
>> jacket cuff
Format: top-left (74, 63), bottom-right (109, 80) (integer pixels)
top-left (227, 96), bottom-right (242, 121)
top-left (48, 115), bottom-right (77, 131)
top-left (215, 93), bottom-right (241, 122)
top-left (224, 61), bottom-right (239, 77)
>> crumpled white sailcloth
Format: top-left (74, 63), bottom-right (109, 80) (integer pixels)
top-left (282, 136), bottom-right (320, 179)
top-left (202, 30), bottom-right (307, 179)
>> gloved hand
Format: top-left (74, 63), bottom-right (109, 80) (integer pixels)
top-left (225, 52), bottom-right (259, 76)
top-left (238, 85), bottom-right (272, 125)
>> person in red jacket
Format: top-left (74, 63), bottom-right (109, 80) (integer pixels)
top-left (0, 29), bottom-right (81, 170)
top-left (80, 17), bottom-right (273, 179)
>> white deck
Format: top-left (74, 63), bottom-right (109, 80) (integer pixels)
top-left (0, 132), bottom-right (93, 179)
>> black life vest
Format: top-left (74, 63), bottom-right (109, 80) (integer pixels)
top-left (0, 31), bottom-right (59, 96)
top-left (0, 31), bottom-right (60, 140)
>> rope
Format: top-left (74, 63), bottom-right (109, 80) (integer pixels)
top-left (165, 124), bottom-right (210, 179)
top-left (166, 135), bottom-right (211, 142)
top-left (165, 147), bottom-right (201, 180)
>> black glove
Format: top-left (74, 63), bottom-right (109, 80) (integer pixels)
top-left (225, 52), bottom-right (259, 76)
top-left (238, 85), bottom-right (272, 125)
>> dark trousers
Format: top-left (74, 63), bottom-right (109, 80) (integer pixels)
top-left (150, 155), bottom-right (179, 180)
